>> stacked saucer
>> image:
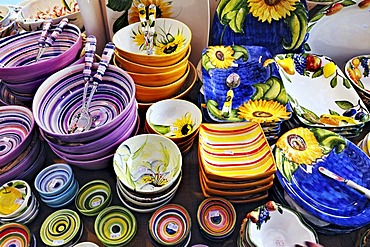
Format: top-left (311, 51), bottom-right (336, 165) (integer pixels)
top-left (94, 206), bottom-right (137, 246)
top-left (149, 204), bottom-right (192, 246)
top-left (34, 163), bottom-right (79, 208)
top-left (0, 180), bottom-right (39, 225)
top-left (0, 222), bottom-right (36, 247)
top-left (40, 209), bottom-right (83, 247)
top-left (198, 122), bottom-right (276, 203)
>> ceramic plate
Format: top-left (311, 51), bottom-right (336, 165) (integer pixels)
top-left (275, 127), bottom-right (370, 227)
top-left (274, 53), bottom-right (370, 128)
top-left (306, 0), bottom-right (370, 69)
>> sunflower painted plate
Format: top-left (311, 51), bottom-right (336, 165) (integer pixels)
top-left (306, 0), bottom-right (370, 69)
top-left (274, 53), bottom-right (370, 128)
top-left (275, 127), bottom-right (370, 227)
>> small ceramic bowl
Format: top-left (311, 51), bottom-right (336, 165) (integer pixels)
top-left (2, 192), bottom-right (39, 225)
top-left (73, 242), bottom-right (100, 247)
top-left (0, 180), bottom-right (32, 219)
top-left (40, 178), bottom-right (79, 208)
top-left (113, 18), bottom-right (191, 67)
top-left (75, 180), bottom-right (112, 216)
top-left (17, 0), bottom-right (83, 31)
top-left (0, 222), bottom-right (32, 246)
top-left (114, 134), bottom-right (182, 195)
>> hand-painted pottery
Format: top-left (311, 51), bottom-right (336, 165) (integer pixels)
top-left (0, 222), bottom-right (32, 247)
top-left (73, 242), bottom-right (100, 247)
top-left (0, 180), bottom-right (31, 219)
top-left (94, 206), bottom-right (137, 247)
top-left (210, 0), bottom-right (308, 55)
top-left (275, 127), bottom-right (370, 227)
top-left (40, 209), bottom-right (82, 247)
top-left (40, 178), bottom-right (79, 208)
top-left (1, 192), bottom-right (39, 225)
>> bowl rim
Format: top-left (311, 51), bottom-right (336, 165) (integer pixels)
top-left (344, 54), bottom-right (370, 96)
top-left (75, 179), bottom-right (112, 213)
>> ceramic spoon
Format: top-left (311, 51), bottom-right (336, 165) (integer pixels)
top-left (147, 4), bottom-right (156, 55)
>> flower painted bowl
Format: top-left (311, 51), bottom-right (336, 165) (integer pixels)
top-left (94, 206), bottom-right (137, 246)
top-left (0, 24), bottom-right (82, 83)
top-left (0, 222), bottom-right (32, 246)
top-left (113, 134), bottom-right (182, 194)
top-left (113, 18), bottom-right (192, 67)
top-left (33, 63), bottom-right (136, 143)
top-left (0, 180), bottom-right (31, 219)
top-left (17, 0), bottom-right (83, 31)
top-left (75, 179), bottom-right (112, 216)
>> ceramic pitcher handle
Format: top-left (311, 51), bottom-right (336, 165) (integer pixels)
top-left (93, 42), bottom-right (115, 83)
top-left (38, 19), bottom-right (52, 47)
top-left (45, 17), bottom-right (69, 47)
top-left (83, 35), bottom-right (97, 82)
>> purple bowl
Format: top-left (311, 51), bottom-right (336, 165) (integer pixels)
top-left (16, 140), bottom-right (46, 182)
top-left (0, 24), bottom-right (82, 83)
top-left (33, 63), bottom-right (136, 143)
top-left (0, 82), bottom-right (25, 106)
top-left (0, 105), bottom-right (35, 167)
top-left (62, 153), bottom-right (114, 170)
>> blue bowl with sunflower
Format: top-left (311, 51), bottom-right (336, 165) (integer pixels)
top-left (112, 18), bottom-right (192, 67)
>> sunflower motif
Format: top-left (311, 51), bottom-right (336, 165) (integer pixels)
top-left (247, 0), bottom-right (298, 23)
top-left (206, 46), bottom-right (235, 69)
top-left (276, 127), bottom-right (324, 165)
top-left (129, 0), bottom-right (173, 24)
top-left (131, 28), bottom-right (146, 49)
top-left (237, 99), bottom-right (291, 123)
top-left (155, 32), bottom-right (186, 55)
top-left (171, 112), bottom-right (194, 137)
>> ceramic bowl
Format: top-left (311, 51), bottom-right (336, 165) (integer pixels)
top-left (0, 20), bottom-right (17, 39)
top-left (17, 0), bottom-right (83, 31)
top-left (33, 63), bottom-right (136, 143)
top-left (113, 46), bottom-right (191, 74)
top-left (0, 6), bottom-right (11, 27)
top-left (73, 242), bottom-right (100, 247)
top-left (40, 178), bottom-right (79, 208)
top-left (0, 24), bottom-right (82, 83)
top-left (75, 179), bottom-right (112, 216)
top-left (136, 64), bottom-right (190, 103)
top-left (0, 180), bottom-right (32, 219)
top-left (0, 106), bottom-right (35, 168)
top-left (114, 134), bottom-right (182, 195)
top-left (0, 222), bottom-right (32, 246)
top-left (94, 206), bottom-right (137, 246)
top-left (1, 192), bottom-right (39, 225)
top-left (113, 18), bottom-right (192, 67)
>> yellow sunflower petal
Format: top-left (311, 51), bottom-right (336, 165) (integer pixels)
top-left (247, 0), bottom-right (298, 22)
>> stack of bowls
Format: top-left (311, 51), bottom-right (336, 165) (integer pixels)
top-left (198, 122), bottom-right (276, 204)
top-left (145, 99), bottom-right (202, 155)
top-left (32, 63), bottom-right (138, 170)
top-left (197, 197), bottom-right (236, 241)
top-left (75, 179), bottom-right (112, 216)
top-left (40, 209), bottom-right (83, 246)
top-left (94, 206), bottom-right (137, 246)
top-left (0, 222), bottom-right (36, 247)
top-left (0, 24), bottom-right (82, 103)
top-left (34, 163), bottom-right (79, 208)
top-left (148, 204), bottom-right (192, 246)
top-left (112, 18), bottom-right (193, 108)
top-left (358, 131), bottom-right (370, 157)
top-left (0, 5), bottom-right (17, 39)
top-left (113, 134), bottom-right (182, 213)
top-left (0, 105), bottom-right (46, 184)
top-left (0, 180), bottom-right (39, 225)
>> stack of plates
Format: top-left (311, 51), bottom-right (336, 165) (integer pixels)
top-left (148, 204), bottom-right (192, 246)
top-left (197, 197), bottom-right (236, 241)
top-left (114, 134), bottom-right (182, 213)
top-left (75, 179), bottom-right (112, 216)
top-left (0, 180), bottom-right (39, 225)
top-left (198, 122), bottom-right (276, 203)
top-left (40, 209), bottom-right (83, 247)
top-left (94, 206), bottom-right (137, 246)
top-left (0, 222), bottom-right (36, 247)
top-left (34, 163), bottom-right (79, 208)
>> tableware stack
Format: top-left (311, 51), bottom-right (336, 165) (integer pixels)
top-left (75, 179), bottom-right (112, 216)
top-left (113, 134), bottom-right (183, 213)
top-left (0, 23), bottom-right (82, 104)
top-left (33, 63), bottom-right (139, 170)
top-left (40, 209), bottom-right (83, 247)
top-left (273, 53), bottom-right (370, 139)
top-left (0, 180), bottom-right (39, 225)
top-left (0, 105), bottom-right (46, 184)
top-left (198, 122), bottom-right (276, 204)
top-left (94, 206), bottom-right (137, 246)
top-left (0, 222), bottom-right (36, 247)
top-left (272, 127), bottom-right (370, 234)
top-left (145, 99), bottom-right (202, 155)
top-left (237, 201), bottom-right (319, 247)
top-left (0, 5), bottom-right (17, 39)
top-left (34, 163), bottom-right (79, 208)
top-left (112, 18), bottom-right (194, 110)
top-left (148, 204), bottom-right (192, 246)
top-left (197, 197), bottom-right (236, 241)
top-left (200, 45), bottom-right (291, 141)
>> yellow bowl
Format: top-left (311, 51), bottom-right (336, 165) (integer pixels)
top-left (113, 18), bottom-right (192, 67)
top-left (136, 64), bottom-right (190, 103)
top-left (113, 46), bottom-right (191, 74)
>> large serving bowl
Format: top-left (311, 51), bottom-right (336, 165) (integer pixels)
top-left (113, 18), bottom-right (192, 67)
top-left (32, 63), bottom-right (136, 143)
top-left (0, 24), bottom-right (82, 83)
top-left (17, 0), bottom-right (83, 31)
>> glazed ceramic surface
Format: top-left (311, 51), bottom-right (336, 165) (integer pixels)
top-left (345, 55), bottom-right (370, 105)
top-left (306, 0), bottom-right (370, 69)
top-left (274, 53), bottom-right (370, 128)
top-left (275, 127), bottom-right (370, 227)
top-left (0, 222), bottom-right (32, 246)
top-left (0, 180), bottom-right (30, 218)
